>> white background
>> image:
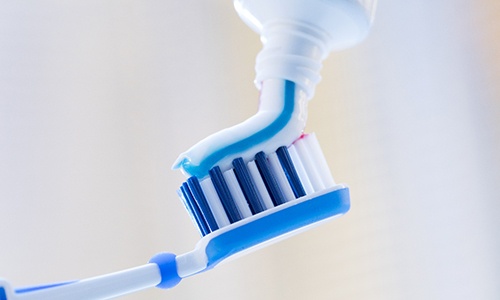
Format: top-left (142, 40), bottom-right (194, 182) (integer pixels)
top-left (1, 1), bottom-right (499, 299)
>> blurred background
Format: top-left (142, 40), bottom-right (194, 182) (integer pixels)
top-left (1, 1), bottom-right (499, 299)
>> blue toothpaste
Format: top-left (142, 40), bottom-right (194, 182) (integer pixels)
top-left (173, 79), bottom-right (308, 178)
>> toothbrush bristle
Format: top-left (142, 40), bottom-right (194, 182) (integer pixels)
top-left (255, 151), bottom-right (287, 206)
top-left (178, 133), bottom-right (335, 236)
top-left (276, 146), bottom-right (306, 198)
top-left (209, 166), bottom-right (243, 224)
top-left (232, 157), bottom-right (266, 214)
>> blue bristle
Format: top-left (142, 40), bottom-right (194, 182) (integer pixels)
top-left (232, 157), bottom-right (265, 214)
top-left (179, 143), bottom-right (314, 234)
top-left (254, 151), bottom-right (286, 206)
top-left (180, 183), bottom-right (210, 236)
top-left (209, 166), bottom-right (242, 223)
top-left (276, 146), bottom-right (306, 198)
top-left (187, 177), bottom-right (219, 232)
top-left (177, 186), bottom-right (200, 232)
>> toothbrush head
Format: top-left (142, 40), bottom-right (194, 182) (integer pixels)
top-left (175, 133), bottom-right (350, 277)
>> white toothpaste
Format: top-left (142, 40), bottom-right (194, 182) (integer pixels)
top-left (172, 79), bottom-right (308, 178)
top-left (173, 0), bottom-right (376, 178)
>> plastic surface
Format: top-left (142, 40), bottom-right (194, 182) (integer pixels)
top-left (205, 185), bottom-right (350, 268)
top-left (175, 185), bottom-right (350, 277)
top-left (0, 264), bottom-right (161, 300)
top-left (15, 282), bottom-right (77, 294)
top-left (0, 287), bottom-right (8, 300)
top-left (234, 0), bottom-right (376, 50)
top-left (235, 0), bottom-right (376, 98)
top-left (149, 253), bottom-right (182, 289)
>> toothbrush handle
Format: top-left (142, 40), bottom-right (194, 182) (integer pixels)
top-left (0, 252), bottom-right (181, 300)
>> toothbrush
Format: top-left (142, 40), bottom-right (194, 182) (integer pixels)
top-left (0, 0), bottom-right (376, 299)
top-left (0, 132), bottom-right (349, 300)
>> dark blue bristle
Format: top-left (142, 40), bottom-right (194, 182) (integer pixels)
top-left (276, 146), bottom-right (306, 198)
top-left (187, 177), bottom-right (219, 232)
top-left (178, 143), bottom-right (312, 235)
top-left (254, 151), bottom-right (286, 206)
top-left (232, 157), bottom-right (265, 214)
top-left (180, 183), bottom-right (210, 236)
top-left (209, 166), bottom-right (242, 223)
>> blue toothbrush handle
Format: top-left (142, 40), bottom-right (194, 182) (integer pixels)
top-left (0, 252), bottom-right (181, 300)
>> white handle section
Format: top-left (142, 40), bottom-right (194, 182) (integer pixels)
top-left (4, 264), bottom-right (161, 300)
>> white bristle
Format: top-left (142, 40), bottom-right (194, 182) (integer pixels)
top-left (177, 189), bottom-right (200, 230)
top-left (287, 144), bottom-right (314, 195)
top-left (184, 133), bottom-right (335, 234)
top-left (293, 138), bottom-right (325, 192)
top-left (200, 178), bottom-right (230, 228)
top-left (223, 169), bottom-right (253, 219)
top-left (247, 160), bottom-right (275, 209)
top-left (305, 133), bottom-right (335, 187)
top-left (268, 152), bottom-right (295, 201)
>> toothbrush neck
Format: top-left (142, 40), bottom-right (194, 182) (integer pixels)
top-left (255, 20), bottom-right (331, 99)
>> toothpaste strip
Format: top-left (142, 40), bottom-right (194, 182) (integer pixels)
top-left (174, 80), bottom-right (302, 178)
